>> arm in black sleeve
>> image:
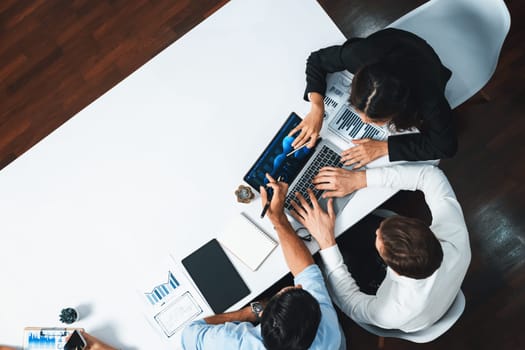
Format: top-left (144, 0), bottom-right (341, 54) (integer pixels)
top-left (303, 38), bottom-right (368, 101)
top-left (388, 97), bottom-right (458, 161)
top-left (304, 45), bottom-right (347, 101)
top-left (303, 31), bottom-right (400, 101)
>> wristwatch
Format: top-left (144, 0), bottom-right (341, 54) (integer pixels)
top-left (250, 301), bottom-right (264, 321)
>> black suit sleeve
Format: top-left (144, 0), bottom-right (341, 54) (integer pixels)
top-left (388, 97), bottom-right (458, 161)
top-left (304, 45), bottom-right (347, 101)
top-left (303, 39), bottom-right (367, 101)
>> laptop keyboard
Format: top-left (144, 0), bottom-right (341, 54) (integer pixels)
top-left (284, 145), bottom-right (342, 210)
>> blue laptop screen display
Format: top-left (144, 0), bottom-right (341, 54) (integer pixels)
top-left (244, 112), bottom-right (316, 191)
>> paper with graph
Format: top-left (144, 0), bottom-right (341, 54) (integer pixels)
top-left (323, 71), bottom-right (388, 142)
top-left (136, 254), bottom-right (209, 343)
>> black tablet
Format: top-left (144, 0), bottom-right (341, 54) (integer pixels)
top-left (182, 239), bottom-right (250, 314)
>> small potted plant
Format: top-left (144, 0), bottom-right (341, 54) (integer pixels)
top-left (59, 307), bottom-right (79, 324)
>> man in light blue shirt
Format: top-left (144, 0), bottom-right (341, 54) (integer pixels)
top-left (182, 174), bottom-right (345, 350)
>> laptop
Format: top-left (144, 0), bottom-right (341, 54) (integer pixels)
top-left (244, 112), bottom-right (353, 215)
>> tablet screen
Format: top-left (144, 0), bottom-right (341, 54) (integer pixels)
top-left (244, 112), bottom-right (315, 191)
top-left (182, 239), bottom-right (250, 314)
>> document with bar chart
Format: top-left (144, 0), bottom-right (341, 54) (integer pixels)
top-left (144, 271), bottom-right (181, 306)
top-left (23, 328), bottom-right (77, 350)
top-left (323, 71), bottom-right (388, 143)
top-left (136, 254), bottom-right (207, 342)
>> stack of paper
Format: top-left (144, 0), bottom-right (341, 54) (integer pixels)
top-left (218, 213), bottom-right (278, 271)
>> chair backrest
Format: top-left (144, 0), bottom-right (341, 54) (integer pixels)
top-left (358, 290), bottom-right (466, 343)
top-left (387, 0), bottom-right (511, 108)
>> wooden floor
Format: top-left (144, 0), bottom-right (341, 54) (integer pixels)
top-left (1, 1), bottom-right (523, 349)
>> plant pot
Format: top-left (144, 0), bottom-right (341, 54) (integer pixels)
top-left (59, 307), bottom-right (79, 324)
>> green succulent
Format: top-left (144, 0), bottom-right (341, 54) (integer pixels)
top-left (59, 308), bottom-right (78, 324)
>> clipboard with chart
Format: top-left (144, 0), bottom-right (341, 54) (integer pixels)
top-left (23, 327), bottom-right (83, 350)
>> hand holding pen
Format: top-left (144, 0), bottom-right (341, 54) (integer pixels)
top-left (260, 174), bottom-right (286, 219)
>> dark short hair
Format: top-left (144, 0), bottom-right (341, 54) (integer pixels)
top-left (379, 216), bottom-right (443, 279)
top-left (350, 61), bottom-right (419, 130)
top-left (261, 288), bottom-right (321, 350)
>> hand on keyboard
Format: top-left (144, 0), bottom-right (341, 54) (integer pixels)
top-left (289, 189), bottom-right (336, 250)
top-left (312, 167), bottom-right (367, 198)
top-left (284, 145), bottom-right (342, 210)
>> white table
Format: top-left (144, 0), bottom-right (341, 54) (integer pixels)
top-left (0, 1), bottom-right (396, 349)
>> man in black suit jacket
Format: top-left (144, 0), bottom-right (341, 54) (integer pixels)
top-left (290, 28), bottom-right (456, 171)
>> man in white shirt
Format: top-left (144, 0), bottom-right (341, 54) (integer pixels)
top-left (290, 164), bottom-right (471, 332)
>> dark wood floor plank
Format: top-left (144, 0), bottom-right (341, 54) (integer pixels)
top-left (318, 0), bottom-right (426, 37)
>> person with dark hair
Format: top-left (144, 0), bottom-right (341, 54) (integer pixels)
top-left (181, 173), bottom-right (344, 350)
top-left (290, 28), bottom-right (457, 168)
top-left (291, 164), bottom-right (471, 331)
top-left (261, 288), bottom-right (321, 350)
top-left (378, 216), bottom-right (444, 279)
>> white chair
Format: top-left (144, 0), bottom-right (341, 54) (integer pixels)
top-left (387, 0), bottom-right (511, 108)
top-left (357, 290), bottom-right (466, 345)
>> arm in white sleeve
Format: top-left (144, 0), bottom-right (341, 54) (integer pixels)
top-left (319, 245), bottom-right (395, 328)
top-left (366, 164), bottom-right (468, 244)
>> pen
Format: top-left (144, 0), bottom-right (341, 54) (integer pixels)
top-left (260, 176), bottom-right (282, 218)
top-left (286, 136), bottom-right (321, 157)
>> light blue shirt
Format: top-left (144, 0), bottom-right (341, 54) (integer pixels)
top-left (181, 264), bottom-right (345, 349)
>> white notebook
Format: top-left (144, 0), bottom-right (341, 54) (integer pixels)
top-left (218, 212), bottom-right (278, 271)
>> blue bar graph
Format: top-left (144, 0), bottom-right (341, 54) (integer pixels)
top-left (145, 271), bottom-right (179, 305)
top-left (26, 330), bottom-right (66, 349)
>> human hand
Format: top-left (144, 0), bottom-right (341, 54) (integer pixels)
top-left (260, 173), bottom-right (289, 225)
top-left (289, 189), bottom-right (336, 250)
top-left (82, 332), bottom-right (118, 350)
top-left (341, 139), bottom-right (388, 169)
top-left (312, 167), bottom-right (367, 198)
top-left (289, 94), bottom-right (324, 149)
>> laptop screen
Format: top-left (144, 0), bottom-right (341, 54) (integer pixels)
top-left (244, 112), bottom-right (317, 191)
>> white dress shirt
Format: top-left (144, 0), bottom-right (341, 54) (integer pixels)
top-left (319, 165), bottom-right (471, 332)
